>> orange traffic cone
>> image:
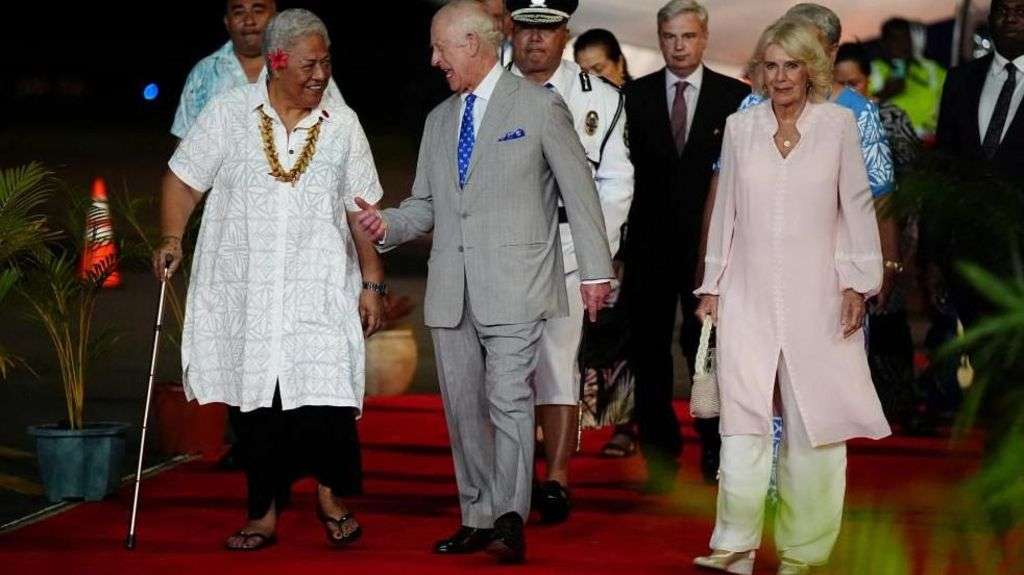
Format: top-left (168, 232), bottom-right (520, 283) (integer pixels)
top-left (79, 177), bottom-right (122, 288)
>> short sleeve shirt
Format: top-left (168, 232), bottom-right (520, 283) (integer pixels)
top-left (169, 81), bottom-right (383, 412)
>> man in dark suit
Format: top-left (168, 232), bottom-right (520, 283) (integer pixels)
top-left (935, 0), bottom-right (1024, 327)
top-left (933, 0), bottom-right (1023, 462)
top-left (621, 0), bottom-right (749, 491)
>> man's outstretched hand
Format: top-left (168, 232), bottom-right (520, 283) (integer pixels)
top-left (353, 197), bottom-right (386, 243)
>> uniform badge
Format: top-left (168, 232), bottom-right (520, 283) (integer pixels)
top-left (584, 111), bottom-right (599, 136)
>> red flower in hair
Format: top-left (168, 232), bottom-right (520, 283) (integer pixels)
top-left (269, 49), bottom-right (289, 71)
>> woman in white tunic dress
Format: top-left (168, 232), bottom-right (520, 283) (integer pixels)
top-left (153, 9), bottom-right (385, 550)
top-left (691, 18), bottom-right (890, 574)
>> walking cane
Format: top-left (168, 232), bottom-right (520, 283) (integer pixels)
top-left (125, 263), bottom-right (170, 550)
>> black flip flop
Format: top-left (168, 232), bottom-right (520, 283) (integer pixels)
top-left (318, 511), bottom-right (363, 547)
top-left (601, 433), bottom-right (638, 458)
top-left (225, 530), bottom-right (277, 551)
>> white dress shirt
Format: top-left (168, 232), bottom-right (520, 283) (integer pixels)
top-left (978, 51), bottom-right (1024, 143)
top-left (665, 63), bottom-right (704, 141)
top-left (458, 62), bottom-right (505, 139)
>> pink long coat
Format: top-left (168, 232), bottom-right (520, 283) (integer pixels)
top-left (696, 101), bottom-right (892, 447)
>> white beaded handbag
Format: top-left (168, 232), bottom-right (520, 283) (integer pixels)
top-left (689, 316), bottom-right (720, 419)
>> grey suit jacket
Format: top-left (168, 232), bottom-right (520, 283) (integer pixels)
top-left (381, 70), bottom-right (613, 328)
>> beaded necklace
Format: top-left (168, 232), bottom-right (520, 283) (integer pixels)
top-left (257, 104), bottom-right (323, 186)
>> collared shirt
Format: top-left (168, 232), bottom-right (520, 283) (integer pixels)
top-left (168, 79), bottom-right (383, 413)
top-left (535, 61), bottom-right (572, 97)
top-left (458, 61), bottom-right (505, 139)
top-left (171, 42), bottom-right (249, 138)
top-left (736, 88), bottom-right (894, 198)
top-left (665, 64), bottom-right (704, 141)
top-left (172, 41), bottom-right (346, 138)
top-left (978, 51), bottom-right (1024, 144)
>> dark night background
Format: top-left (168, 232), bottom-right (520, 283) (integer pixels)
top-left (3, 0), bottom-right (450, 204)
top-left (6, 1), bottom-right (449, 129)
top-left (0, 2), bottom-right (458, 524)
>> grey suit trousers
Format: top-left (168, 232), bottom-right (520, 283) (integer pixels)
top-left (431, 291), bottom-right (542, 528)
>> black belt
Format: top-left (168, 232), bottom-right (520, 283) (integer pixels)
top-left (558, 207), bottom-right (568, 223)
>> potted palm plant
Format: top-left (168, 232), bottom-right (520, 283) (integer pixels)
top-left (18, 173), bottom-right (147, 501)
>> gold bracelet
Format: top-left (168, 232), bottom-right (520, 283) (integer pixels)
top-left (883, 260), bottom-right (904, 274)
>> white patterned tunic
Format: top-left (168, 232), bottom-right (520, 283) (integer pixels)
top-left (169, 80), bottom-right (383, 413)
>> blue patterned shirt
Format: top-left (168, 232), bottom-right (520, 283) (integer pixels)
top-left (172, 42), bottom-right (348, 139)
top-left (171, 42), bottom-right (249, 138)
top-left (735, 88), bottom-right (894, 198)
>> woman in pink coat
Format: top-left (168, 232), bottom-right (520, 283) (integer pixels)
top-left (691, 17), bottom-right (890, 575)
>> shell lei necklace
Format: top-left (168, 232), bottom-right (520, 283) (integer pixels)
top-left (258, 104), bottom-right (323, 186)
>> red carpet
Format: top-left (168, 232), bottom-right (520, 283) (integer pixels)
top-left (0, 395), bottom-right (990, 574)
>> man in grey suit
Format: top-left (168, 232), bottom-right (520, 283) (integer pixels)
top-left (353, 0), bottom-right (612, 564)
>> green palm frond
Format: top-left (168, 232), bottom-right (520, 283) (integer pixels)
top-left (0, 268), bottom-right (21, 378)
top-left (0, 267), bottom-right (19, 303)
top-left (0, 163), bottom-right (58, 381)
top-left (830, 509), bottom-right (911, 575)
top-left (0, 163), bottom-right (58, 261)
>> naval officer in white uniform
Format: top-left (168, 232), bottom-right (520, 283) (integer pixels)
top-left (506, 0), bottom-right (634, 525)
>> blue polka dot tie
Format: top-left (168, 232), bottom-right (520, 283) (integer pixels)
top-left (458, 93), bottom-right (477, 189)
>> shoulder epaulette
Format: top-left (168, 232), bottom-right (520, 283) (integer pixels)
top-left (579, 71), bottom-right (592, 92)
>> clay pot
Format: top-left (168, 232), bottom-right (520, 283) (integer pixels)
top-left (154, 381), bottom-right (226, 459)
top-left (365, 328), bottom-right (418, 396)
